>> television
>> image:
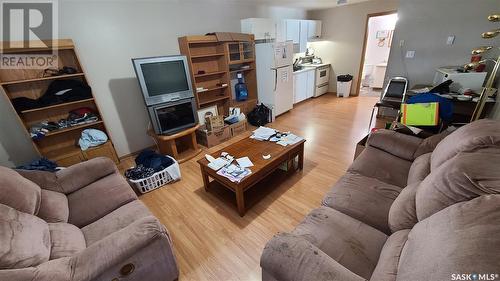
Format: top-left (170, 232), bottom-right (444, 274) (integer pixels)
top-left (132, 55), bottom-right (194, 106)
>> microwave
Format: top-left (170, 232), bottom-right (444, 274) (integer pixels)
top-left (148, 98), bottom-right (198, 135)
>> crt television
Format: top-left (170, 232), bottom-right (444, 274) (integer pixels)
top-left (132, 55), bottom-right (194, 106)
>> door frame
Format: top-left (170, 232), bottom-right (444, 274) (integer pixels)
top-left (355, 10), bottom-right (398, 97)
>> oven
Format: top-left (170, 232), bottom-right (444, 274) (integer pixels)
top-left (316, 65), bottom-right (330, 86)
top-left (148, 98), bottom-right (198, 135)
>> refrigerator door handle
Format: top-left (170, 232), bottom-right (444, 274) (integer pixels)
top-left (274, 69), bottom-right (278, 92)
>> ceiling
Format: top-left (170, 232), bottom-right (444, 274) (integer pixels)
top-left (256, 0), bottom-right (373, 9)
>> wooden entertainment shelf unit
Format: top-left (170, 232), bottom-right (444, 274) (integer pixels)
top-left (178, 33), bottom-right (258, 116)
top-left (0, 39), bottom-right (119, 166)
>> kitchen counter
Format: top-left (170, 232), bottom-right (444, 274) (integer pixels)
top-left (293, 67), bottom-right (315, 74)
top-left (299, 63), bottom-right (331, 68)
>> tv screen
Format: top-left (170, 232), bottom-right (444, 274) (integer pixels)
top-left (140, 60), bottom-right (189, 97)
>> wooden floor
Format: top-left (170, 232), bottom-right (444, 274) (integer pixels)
top-left (118, 94), bottom-right (379, 281)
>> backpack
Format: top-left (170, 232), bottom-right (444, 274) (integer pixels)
top-left (247, 103), bottom-right (272, 127)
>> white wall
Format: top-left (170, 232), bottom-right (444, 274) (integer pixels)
top-left (0, 0), bottom-right (306, 165)
top-left (307, 0), bottom-right (399, 95)
top-left (256, 5), bottom-right (307, 20)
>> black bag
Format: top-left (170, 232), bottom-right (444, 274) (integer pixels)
top-left (248, 103), bottom-right (271, 127)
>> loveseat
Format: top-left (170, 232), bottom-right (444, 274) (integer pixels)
top-left (0, 157), bottom-right (179, 281)
top-left (261, 119), bottom-right (500, 281)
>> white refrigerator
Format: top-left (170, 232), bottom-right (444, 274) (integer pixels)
top-left (255, 41), bottom-right (294, 117)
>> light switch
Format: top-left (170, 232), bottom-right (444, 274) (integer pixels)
top-left (399, 40), bottom-right (405, 47)
top-left (405, 50), bottom-right (415, 58)
top-left (446, 35), bottom-right (455, 45)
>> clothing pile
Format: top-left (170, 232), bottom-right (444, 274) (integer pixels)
top-left (79, 129), bottom-right (108, 151)
top-left (12, 79), bottom-right (92, 113)
top-left (125, 149), bottom-right (174, 180)
top-left (30, 107), bottom-right (99, 140)
top-left (16, 158), bottom-right (59, 172)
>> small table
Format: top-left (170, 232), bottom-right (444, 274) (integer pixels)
top-left (148, 125), bottom-right (202, 164)
top-left (197, 136), bottom-right (305, 216)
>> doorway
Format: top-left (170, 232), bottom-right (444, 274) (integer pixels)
top-left (357, 11), bottom-right (398, 97)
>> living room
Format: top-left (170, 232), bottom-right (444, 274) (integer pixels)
top-left (0, 0), bottom-right (499, 280)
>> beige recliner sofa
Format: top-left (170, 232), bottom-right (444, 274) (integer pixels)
top-left (261, 119), bottom-right (500, 281)
top-left (0, 157), bottom-right (179, 281)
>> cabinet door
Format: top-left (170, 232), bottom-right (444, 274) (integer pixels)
top-left (299, 21), bottom-right (308, 53)
top-left (241, 18), bottom-right (276, 40)
top-left (294, 72), bottom-right (307, 104)
top-left (285, 20), bottom-right (300, 43)
top-left (307, 20), bottom-right (322, 39)
top-left (306, 70), bottom-right (316, 98)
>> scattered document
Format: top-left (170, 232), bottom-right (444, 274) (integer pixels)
top-left (236, 157), bottom-right (254, 168)
top-left (250, 126), bottom-right (276, 141)
top-left (217, 165), bottom-right (252, 183)
top-left (205, 154), bottom-right (230, 171)
top-left (276, 133), bottom-right (304, 147)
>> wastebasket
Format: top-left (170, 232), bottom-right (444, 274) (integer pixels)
top-left (337, 74), bottom-right (353, 98)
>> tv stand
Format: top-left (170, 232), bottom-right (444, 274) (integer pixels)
top-left (148, 125), bottom-right (202, 164)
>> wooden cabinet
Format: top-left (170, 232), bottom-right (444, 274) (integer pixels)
top-left (307, 20), bottom-right (322, 39)
top-left (179, 34), bottom-right (257, 116)
top-left (293, 69), bottom-right (316, 104)
top-left (241, 18), bottom-right (276, 40)
top-left (0, 39), bottom-right (119, 166)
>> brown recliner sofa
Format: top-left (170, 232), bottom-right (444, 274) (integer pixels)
top-left (0, 157), bottom-right (179, 281)
top-left (261, 119), bottom-right (500, 281)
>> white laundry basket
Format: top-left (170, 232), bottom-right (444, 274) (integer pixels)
top-left (128, 156), bottom-right (181, 194)
top-left (337, 81), bottom-right (353, 98)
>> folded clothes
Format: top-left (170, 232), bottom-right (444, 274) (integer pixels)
top-left (79, 129), bottom-right (108, 150)
top-left (124, 164), bottom-right (156, 180)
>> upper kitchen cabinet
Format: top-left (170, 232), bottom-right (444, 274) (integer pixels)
top-left (285, 20), bottom-right (300, 43)
top-left (241, 18), bottom-right (276, 40)
top-left (306, 20), bottom-right (322, 39)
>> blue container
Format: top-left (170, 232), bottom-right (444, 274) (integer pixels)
top-left (235, 73), bottom-right (248, 101)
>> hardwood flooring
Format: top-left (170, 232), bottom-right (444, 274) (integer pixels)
top-left (118, 94), bottom-right (379, 281)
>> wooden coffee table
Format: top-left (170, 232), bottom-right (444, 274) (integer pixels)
top-left (197, 136), bottom-right (305, 216)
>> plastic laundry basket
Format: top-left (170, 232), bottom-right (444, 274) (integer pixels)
top-left (337, 74), bottom-right (353, 98)
top-left (127, 156), bottom-right (181, 194)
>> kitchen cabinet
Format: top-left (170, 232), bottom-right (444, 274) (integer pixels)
top-left (298, 20), bottom-right (308, 53)
top-left (293, 68), bottom-right (315, 104)
top-left (285, 20), bottom-right (300, 43)
top-left (241, 18), bottom-right (276, 40)
top-left (307, 20), bottom-right (322, 39)
top-left (306, 70), bottom-right (315, 98)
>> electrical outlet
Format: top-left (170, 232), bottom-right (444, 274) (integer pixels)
top-left (399, 40), bottom-right (405, 47)
top-left (446, 35), bottom-right (455, 45)
top-left (405, 50), bottom-right (415, 58)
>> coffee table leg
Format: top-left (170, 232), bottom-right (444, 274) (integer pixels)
top-left (298, 143), bottom-right (304, 170)
top-left (200, 166), bottom-right (210, 191)
top-left (236, 187), bottom-right (245, 216)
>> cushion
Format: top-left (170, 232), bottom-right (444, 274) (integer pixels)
top-left (322, 172), bottom-right (402, 234)
top-left (412, 130), bottom-right (451, 158)
top-left (348, 146), bottom-right (412, 187)
top-left (406, 153), bottom-right (431, 185)
top-left (38, 189), bottom-right (69, 223)
top-left (82, 200), bottom-right (151, 246)
top-left (291, 207), bottom-right (388, 280)
top-left (48, 223), bottom-right (86, 259)
top-left (388, 183), bottom-right (419, 233)
top-left (67, 173), bottom-right (137, 227)
top-left (370, 229), bottom-right (410, 281)
top-left (416, 149), bottom-right (500, 221)
top-left (0, 166), bottom-right (41, 215)
top-left (0, 203), bottom-right (50, 269)
top-left (367, 130), bottom-right (422, 161)
top-left (430, 119), bottom-right (500, 170)
top-left (397, 195), bottom-right (500, 281)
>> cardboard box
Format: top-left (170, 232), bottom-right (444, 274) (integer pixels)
top-left (196, 125), bottom-right (231, 148)
top-left (229, 120), bottom-right (247, 137)
top-left (354, 134), bottom-right (369, 160)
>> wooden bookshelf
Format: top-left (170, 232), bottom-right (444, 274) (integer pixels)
top-left (0, 39), bottom-right (119, 166)
top-left (178, 34), bottom-right (257, 116)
